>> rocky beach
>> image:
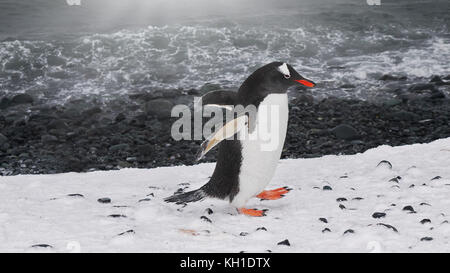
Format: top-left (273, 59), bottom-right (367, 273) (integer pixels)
top-left (1, 74), bottom-right (449, 176)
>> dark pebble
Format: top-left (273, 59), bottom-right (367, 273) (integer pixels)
top-left (240, 232), bottom-right (249, 236)
top-left (277, 239), bottom-right (290, 246)
top-left (67, 193), bottom-right (84, 198)
top-left (389, 176), bottom-right (402, 183)
top-left (330, 124), bottom-right (359, 140)
top-left (319, 217), bottom-right (328, 223)
top-left (117, 230), bottom-right (135, 236)
top-left (377, 223), bottom-right (398, 232)
top-left (377, 160), bottom-right (392, 169)
top-left (402, 205), bottom-right (416, 213)
top-left (31, 244), bottom-right (53, 249)
top-left (343, 229), bottom-right (355, 235)
top-left (108, 214), bottom-right (127, 218)
top-left (372, 212), bottom-right (386, 219)
top-left (339, 204), bottom-right (346, 210)
top-left (205, 208), bottom-right (213, 215)
top-left (420, 202), bottom-right (431, 206)
top-left (336, 197), bottom-right (347, 202)
top-left (200, 216), bottom-right (212, 223)
top-left (323, 185), bottom-right (332, 191)
top-left (97, 197), bottom-right (111, 204)
top-left (420, 219), bottom-right (431, 224)
top-left (431, 176), bottom-right (442, 180)
top-left (420, 237), bottom-right (433, 241)
top-left (138, 198), bottom-right (151, 202)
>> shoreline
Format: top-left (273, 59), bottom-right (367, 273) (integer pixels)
top-left (1, 77), bottom-right (450, 176)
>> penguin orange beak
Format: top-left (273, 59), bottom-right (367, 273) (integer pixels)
top-left (295, 79), bottom-right (316, 87)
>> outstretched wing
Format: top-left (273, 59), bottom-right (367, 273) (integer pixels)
top-left (196, 115), bottom-right (248, 160)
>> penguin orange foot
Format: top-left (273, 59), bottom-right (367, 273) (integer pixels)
top-left (256, 187), bottom-right (292, 200)
top-left (238, 208), bottom-right (268, 217)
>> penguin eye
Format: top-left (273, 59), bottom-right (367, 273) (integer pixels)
top-left (284, 74), bottom-right (291, 79)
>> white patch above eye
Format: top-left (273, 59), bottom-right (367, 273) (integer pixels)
top-left (277, 63), bottom-right (290, 78)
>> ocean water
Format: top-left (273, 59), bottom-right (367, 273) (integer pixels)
top-left (0, 0), bottom-right (449, 103)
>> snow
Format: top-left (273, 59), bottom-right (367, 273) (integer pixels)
top-left (1, 138), bottom-right (450, 253)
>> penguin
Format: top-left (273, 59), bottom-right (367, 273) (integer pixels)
top-left (165, 62), bottom-right (315, 216)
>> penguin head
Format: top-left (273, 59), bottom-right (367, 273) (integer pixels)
top-left (240, 62), bottom-right (316, 98)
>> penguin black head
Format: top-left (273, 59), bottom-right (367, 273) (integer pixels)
top-left (239, 61), bottom-right (315, 100)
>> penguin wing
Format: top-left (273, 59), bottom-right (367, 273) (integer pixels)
top-left (196, 115), bottom-right (248, 160)
top-left (197, 90), bottom-right (237, 110)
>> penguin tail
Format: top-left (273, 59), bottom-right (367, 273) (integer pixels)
top-left (164, 188), bottom-right (207, 204)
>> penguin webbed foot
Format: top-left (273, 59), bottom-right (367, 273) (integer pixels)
top-left (238, 208), bottom-right (268, 217)
top-left (256, 186), bottom-right (292, 201)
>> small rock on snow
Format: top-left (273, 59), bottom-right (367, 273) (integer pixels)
top-left (277, 239), bottom-right (291, 246)
top-left (97, 197), bottom-right (111, 203)
top-left (205, 208), bottom-right (214, 215)
top-left (200, 216), bottom-right (212, 223)
top-left (67, 193), bottom-right (84, 198)
top-left (256, 227), bottom-right (267, 231)
top-left (319, 218), bottom-right (328, 223)
top-left (372, 212), bottom-right (386, 219)
top-left (323, 186), bottom-right (332, 191)
top-left (31, 244), bottom-right (53, 248)
top-left (343, 229), bottom-right (355, 235)
top-left (117, 230), bottom-right (135, 236)
top-left (336, 197), bottom-right (347, 202)
top-left (402, 205), bottom-right (416, 213)
top-left (377, 223), bottom-right (398, 232)
top-left (377, 160), bottom-right (392, 169)
top-left (420, 237), bottom-right (433, 242)
top-left (420, 219), bottom-right (431, 224)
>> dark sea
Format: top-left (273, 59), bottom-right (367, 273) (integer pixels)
top-left (0, 0), bottom-right (449, 103)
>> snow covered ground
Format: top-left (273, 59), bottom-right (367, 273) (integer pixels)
top-left (1, 138), bottom-right (450, 253)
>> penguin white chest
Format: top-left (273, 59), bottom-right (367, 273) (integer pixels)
top-left (231, 93), bottom-right (289, 208)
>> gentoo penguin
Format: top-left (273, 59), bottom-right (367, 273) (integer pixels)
top-left (165, 62), bottom-right (315, 216)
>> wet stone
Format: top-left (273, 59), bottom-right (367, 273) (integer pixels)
top-left (200, 216), bottom-right (212, 223)
top-left (97, 197), bottom-right (111, 204)
top-left (377, 223), bottom-right (398, 233)
top-left (277, 239), bottom-right (290, 246)
top-left (108, 214), bottom-right (127, 218)
top-left (67, 193), bottom-right (84, 198)
top-left (205, 208), bottom-right (214, 215)
top-left (31, 244), bottom-right (53, 248)
top-left (372, 212), bottom-right (386, 219)
top-left (118, 230), bottom-right (135, 236)
top-left (343, 229), bottom-right (355, 235)
top-left (402, 205), bottom-right (416, 213)
top-left (389, 176), bottom-right (401, 183)
top-left (377, 160), bottom-right (392, 169)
